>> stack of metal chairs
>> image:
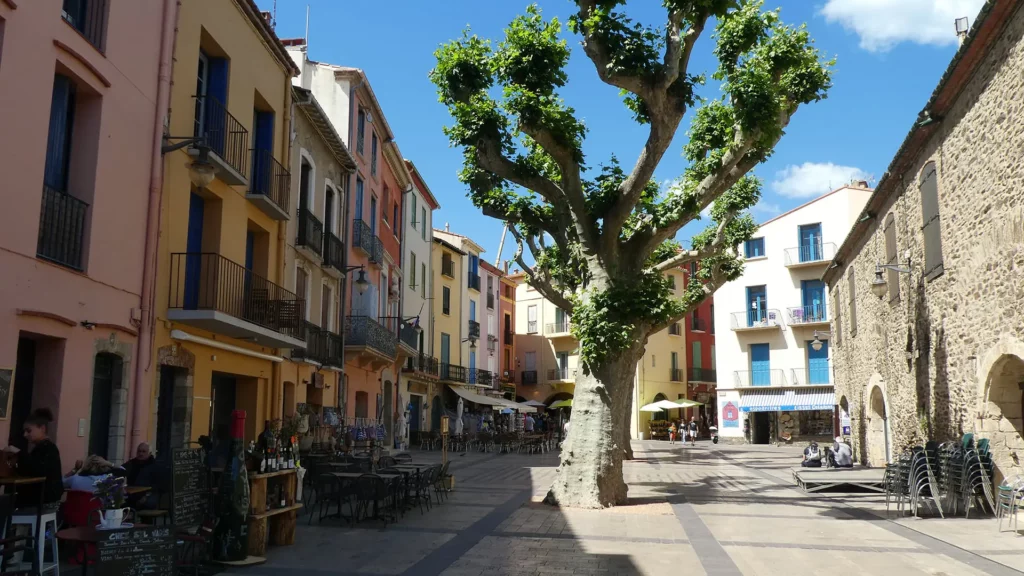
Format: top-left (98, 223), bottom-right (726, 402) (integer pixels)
top-left (885, 434), bottom-right (998, 518)
top-left (939, 434), bottom-right (995, 517)
top-left (884, 443), bottom-right (944, 517)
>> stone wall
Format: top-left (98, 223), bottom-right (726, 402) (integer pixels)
top-left (828, 5), bottom-right (1024, 482)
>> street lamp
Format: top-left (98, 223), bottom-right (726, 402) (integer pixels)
top-left (810, 330), bottom-right (830, 351)
top-left (161, 136), bottom-right (216, 189)
top-left (870, 259), bottom-right (912, 299)
top-left (341, 266), bottom-right (370, 295)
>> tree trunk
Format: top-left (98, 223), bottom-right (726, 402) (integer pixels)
top-left (617, 379), bottom-right (635, 460)
top-left (544, 348), bottom-right (641, 508)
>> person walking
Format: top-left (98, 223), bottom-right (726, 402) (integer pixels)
top-left (688, 417), bottom-right (699, 446)
top-left (668, 421), bottom-right (677, 444)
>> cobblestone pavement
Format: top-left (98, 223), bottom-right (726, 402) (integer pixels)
top-left (230, 441), bottom-right (1024, 576)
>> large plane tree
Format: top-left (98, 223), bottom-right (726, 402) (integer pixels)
top-left (430, 0), bottom-right (833, 508)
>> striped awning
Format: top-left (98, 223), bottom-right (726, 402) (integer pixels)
top-left (739, 387), bottom-right (835, 412)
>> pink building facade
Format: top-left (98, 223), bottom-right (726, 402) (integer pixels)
top-left (0, 0), bottom-right (167, 462)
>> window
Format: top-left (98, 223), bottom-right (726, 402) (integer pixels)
top-left (371, 133), bottom-right (378, 176)
top-left (421, 208), bottom-right (427, 241)
top-left (421, 263), bottom-right (426, 297)
top-left (442, 286), bottom-right (451, 315)
top-left (883, 213), bottom-right (899, 302)
top-left (321, 284), bottom-right (332, 329)
top-left (668, 275), bottom-right (676, 290)
top-left (44, 74), bottom-right (77, 193)
top-left (356, 109), bottom-right (365, 155)
top-left (847, 268), bottom-right (857, 337)
top-left (671, 352), bottom-right (679, 370)
top-left (355, 178), bottom-right (364, 221)
top-left (920, 161), bottom-right (944, 279)
top-left (382, 186), bottom-right (390, 223)
top-left (744, 238), bottom-right (765, 258)
top-left (692, 342), bottom-right (702, 369)
top-left (355, 391), bottom-right (368, 418)
top-left (690, 262), bottom-right (698, 277)
top-left (251, 108), bottom-right (275, 197)
top-left (394, 203), bottom-right (400, 236)
top-left (62, 0), bottom-right (108, 51)
top-left (411, 195), bottom-right (418, 229)
top-left (710, 304), bottom-right (715, 334)
top-left (410, 252), bottom-right (417, 289)
top-left (691, 309), bottom-right (701, 331)
top-left (834, 287), bottom-right (843, 347)
top-left (369, 195), bottom-right (377, 236)
top-left (295, 267), bottom-right (309, 320)
top-left (527, 305), bottom-right (538, 333)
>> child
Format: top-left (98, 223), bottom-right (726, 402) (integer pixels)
top-left (668, 422), bottom-right (677, 444)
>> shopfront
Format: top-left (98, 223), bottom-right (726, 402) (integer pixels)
top-left (738, 387), bottom-right (835, 445)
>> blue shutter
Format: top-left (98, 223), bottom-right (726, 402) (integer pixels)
top-left (184, 193), bottom-right (205, 309)
top-left (808, 340), bottom-right (829, 384)
top-left (468, 351), bottom-right (477, 384)
top-left (370, 196), bottom-right (377, 236)
top-left (252, 110), bottom-right (274, 195)
top-left (45, 75), bottom-right (75, 191)
top-left (746, 286), bottom-right (767, 327)
top-left (750, 343), bottom-right (770, 386)
top-left (204, 56), bottom-right (229, 156)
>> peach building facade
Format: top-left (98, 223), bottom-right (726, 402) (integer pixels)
top-left (0, 0), bottom-right (166, 462)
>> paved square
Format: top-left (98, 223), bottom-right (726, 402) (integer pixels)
top-left (229, 442), bottom-right (1024, 575)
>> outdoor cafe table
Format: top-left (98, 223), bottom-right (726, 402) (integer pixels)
top-left (330, 473), bottom-right (403, 517)
top-left (126, 486), bottom-right (151, 495)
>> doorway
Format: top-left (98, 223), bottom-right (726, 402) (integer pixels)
top-left (409, 395), bottom-right (422, 435)
top-left (10, 337), bottom-right (37, 449)
top-left (430, 395), bottom-right (441, 431)
top-left (211, 373), bottom-right (237, 449)
top-left (751, 412), bottom-right (771, 444)
top-left (155, 365), bottom-right (181, 462)
top-left (89, 353), bottom-right (122, 459)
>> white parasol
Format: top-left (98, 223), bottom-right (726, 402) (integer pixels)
top-left (455, 397), bottom-right (465, 435)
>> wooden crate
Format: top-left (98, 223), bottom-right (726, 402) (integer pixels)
top-left (246, 469), bottom-right (301, 557)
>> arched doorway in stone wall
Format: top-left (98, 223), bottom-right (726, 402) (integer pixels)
top-left (866, 385), bottom-right (890, 466)
top-left (979, 354), bottom-right (1024, 482)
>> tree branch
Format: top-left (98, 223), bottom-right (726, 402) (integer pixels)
top-left (509, 226), bottom-right (575, 312)
top-left (652, 212), bottom-right (736, 272)
top-left (649, 264), bottom-right (732, 334)
top-left (475, 138), bottom-right (563, 205)
top-left (575, 0), bottom-right (646, 96)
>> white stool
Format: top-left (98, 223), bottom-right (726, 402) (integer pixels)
top-left (10, 510), bottom-right (59, 575)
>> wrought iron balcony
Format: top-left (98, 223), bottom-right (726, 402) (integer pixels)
top-left (521, 370), bottom-right (538, 385)
top-left (248, 148), bottom-right (290, 220)
top-left (691, 317), bottom-right (707, 332)
top-left (689, 367), bottom-right (717, 383)
top-left (670, 368), bottom-right (684, 382)
top-left (783, 242), bottom-right (837, 267)
top-left (324, 331), bottom-right (343, 367)
top-left (352, 219), bottom-right (383, 265)
top-left (441, 259), bottom-right (455, 278)
top-left (345, 315), bottom-right (397, 359)
top-left (404, 354), bottom-right (440, 378)
top-left (476, 369), bottom-right (498, 389)
top-left (296, 207), bottom-right (324, 259)
top-left (468, 320), bottom-right (480, 340)
top-left (730, 309), bottom-right (784, 331)
top-left (668, 323), bottom-right (682, 336)
top-left (787, 305), bottom-right (828, 326)
top-left (37, 185), bottom-right (88, 271)
top-left (62, 0), bottom-right (109, 51)
top-left (292, 321), bottom-right (329, 364)
top-left (467, 273), bottom-right (481, 291)
top-left (440, 363), bottom-right (467, 383)
top-left (323, 231), bottom-right (344, 273)
top-left (167, 252), bottom-right (305, 348)
top-left (791, 366), bottom-right (831, 386)
top-left (397, 318), bottom-right (419, 352)
top-left (547, 367), bottom-right (575, 381)
top-left (734, 369), bottom-right (787, 387)
top-left (193, 95), bottom-right (248, 185)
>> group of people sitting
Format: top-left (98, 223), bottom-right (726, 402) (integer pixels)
top-left (4, 408), bottom-right (162, 511)
top-left (801, 437), bottom-right (854, 468)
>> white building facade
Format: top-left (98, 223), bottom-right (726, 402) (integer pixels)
top-left (433, 227), bottom-right (486, 389)
top-left (402, 161), bottom-right (438, 358)
top-left (713, 184), bottom-right (872, 443)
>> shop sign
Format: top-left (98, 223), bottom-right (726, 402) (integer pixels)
top-left (722, 402), bottom-right (739, 427)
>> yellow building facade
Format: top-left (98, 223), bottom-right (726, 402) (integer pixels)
top-left (427, 237), bottom-right (465, 431)
top-left (150, 0), bottom-right (300, 455)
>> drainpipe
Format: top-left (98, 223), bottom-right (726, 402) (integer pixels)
top-left (129, 0), bottom-right (180, 461)
top-left (273, 80), bottom-right (294, 422)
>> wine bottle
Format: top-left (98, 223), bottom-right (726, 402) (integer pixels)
top-left (212, 410), bottom-right (251, 562)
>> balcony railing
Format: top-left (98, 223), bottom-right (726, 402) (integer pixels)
top-left (62, 0), bottom-right (109, 51)
top-left (547, 367), bottom-right (575, 381)
top-left (353, 219), bottom-right (373, 256)
top-left (689, 367), bottom-right (717, 383)
top-left (468, 320), bottom-right (480, 340)
top-left (546, 321), bottom-right (571, 334)
top-left (787, 305), bottom-right (828, 325)
top-left (345, 315), bottom-right (397, 358)
top-left (168, 252), bottom-right (305, 344)
top-left (441, 259), bottom-right (455, 278)
top-left (668, 323), bottom-right (682, 336)
top-left (504, 330), bottom-right (514, 346)
top-left (467, 273), bottom-right (481, 291)
top-left (730, 309), bottom-right (783, 330)
top-left (487, 335), bottom-right (498, 352)
top-left (487, 292), bottom-right (495, 309)
top-left (734, 369), bottom-right (787, 387)
top-left (521, 370), bottom-right (538, 385)
top-left (440, 363), bottom-right (467, 383)
top-left (37, 185), bottom-right (88, 271)
top-left (369, 235), bottom-right (384, 265)
top-left (527, 321), bottom-right (538, 334)
top-left (398, 319), bottom-right (419, 351)
top-left (249, 147), bottom-right (290, 217)
top-left (791, 366), bottom-right (831, 386)
top-left (691, 317), bottom-right (707, 332)
top-left (476, 369), bottom-right (498, 389)
top-left (404, 354), bottom-right (440, 377)
top-left (323, 231), bottom-right (344, 271)
top-left (292, 321), bottom-right (328, 363)
top-left (194, 95), bottom-right (248, 181)
top-left (297, 208), bottom-right (324, 258)
top-left (783, 242), bottom-right (838, 266)
top-left (324, 331), bottom-right (343, 366)
top-left (670, 368), bottom-right (684, 382)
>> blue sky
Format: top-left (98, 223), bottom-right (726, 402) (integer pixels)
top-left (258, 0), bottom-right (984, 265)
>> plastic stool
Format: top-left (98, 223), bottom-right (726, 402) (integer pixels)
top-left (11, 510), bottom-right (59, 575)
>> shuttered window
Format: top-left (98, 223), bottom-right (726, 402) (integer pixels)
top-left (833, 287), bottom-right (842, 347)
top-left (884, 213), bottom-right (899, 302)
top-left (847, 268), bottom-right (857, 337)
top-left (920, 161), bottom-right (944, 280)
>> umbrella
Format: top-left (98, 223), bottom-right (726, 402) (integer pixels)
top-left (455, 398), bottom-right (464, 435)
top-left (549, 399), bottom-right (573, 409)
top-left (653, 399), bottom-right (685, 410)
top-left (639, 403), bottom-right (665, 412)
top-left (523, 400), bottom-right (547, 407)
top-left (674, 399), bottom-right (703, 408)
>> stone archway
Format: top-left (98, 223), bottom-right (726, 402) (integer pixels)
top-left (92, 333), bottom-right (134, 463)
top-left (154, 343), bottom-right (195, 461)
top-left (976, 335), bottom-right (1024, 482)
top-left (865, 384), bottom-right (890, 467)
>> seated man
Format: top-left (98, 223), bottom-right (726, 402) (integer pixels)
top-left (831, 437), bottom-right (854, 468)
top-left (801, 441), bottom-right (823, 468)
top-left (124, 442), bottom-right (160, 509)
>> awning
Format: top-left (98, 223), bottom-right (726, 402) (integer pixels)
top-left (739, 387), bottom-right (835, 412)
top-left (448, 385), bottom-right (504, 406)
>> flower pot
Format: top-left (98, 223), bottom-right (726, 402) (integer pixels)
top-left (100, 508), bottom-right (131, 529)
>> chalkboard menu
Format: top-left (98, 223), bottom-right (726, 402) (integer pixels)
top-left (0, 368), bottom-right (12, 420)
top-left (172, 447), bottom-right (207, 527)
top-left (97, 526), bottom-right (174, 576)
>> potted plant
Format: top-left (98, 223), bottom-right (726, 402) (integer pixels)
top-left (94, 475), bottom-right (130, 529)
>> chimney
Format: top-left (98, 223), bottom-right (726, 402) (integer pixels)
top-left (261, 11), bottom-right (272, 25)
top-left (503, 261), bottom-right (510, 274)
top-left (955, 17), bottom-right (969, 46)
top-left (854, 180), bottom-right (869, 189)
top-left (444, 222), bottom-right (450, 233)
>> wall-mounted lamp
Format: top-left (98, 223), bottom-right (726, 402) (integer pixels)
top-left (342, 266), bottom-right (370, 295)
top-left (810, 330), bottom-right (831, 352)
top-left (870, 259), bottom-right (912, 298)
top-left (161, 136), bottom-right (216, 189)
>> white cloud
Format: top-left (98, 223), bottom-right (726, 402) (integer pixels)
top-left (820, 0), bottom-right (985, 52)
top-left (770, 162), bottom-right (869, 199)
top-left (752, 202), bottom-right (782, 218)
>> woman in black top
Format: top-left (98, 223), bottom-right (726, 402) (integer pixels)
top-left (5, 409), bottom-right (63, 509)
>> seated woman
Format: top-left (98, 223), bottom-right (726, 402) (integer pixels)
top-left (64, 455), bottom-right (120, 493)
